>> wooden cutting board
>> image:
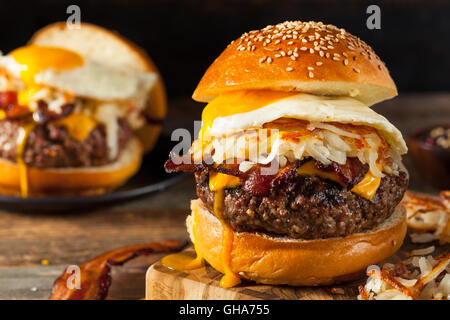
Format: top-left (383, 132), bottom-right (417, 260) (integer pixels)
top-left (145, 248), bottom-right (363, 300)
top-left (146, 240), bottom-right (449, 300)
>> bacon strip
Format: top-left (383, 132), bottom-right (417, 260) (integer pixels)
top-left (315, 157), bottom-right (368, 188)
top-left (50, 239), bottom-right (186, 300)
top-left (0, 91), bottom-right (32, 120)
top-left (35, 100), bottom-right (74, 124)
top-left (165, 154), bottom-right (369, 196)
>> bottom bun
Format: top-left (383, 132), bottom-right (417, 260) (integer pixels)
top-left (187, 199), bottom-right (407, 286)
top-left (0, 138), bottom-right (142, 196)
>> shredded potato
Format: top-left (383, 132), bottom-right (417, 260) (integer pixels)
top-left (192, 119), bottom-right (396, 176)
top-left (358, 254), bottom-right (450, 300)
top-left (402, 191), bottom-right (450, 245)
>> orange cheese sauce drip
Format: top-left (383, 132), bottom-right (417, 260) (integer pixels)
top-left (209, 172), bottom-right (241, 288)
top-left (212, 189), bottom-right (241, 288)
top-left (161, 172), bottom-right (242, 288)
top-left (16, 124), bottom-right (35, 197)
top-left (161, 196), bottom-right (204, 271)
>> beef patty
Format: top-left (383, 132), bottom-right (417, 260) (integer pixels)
top-left (195, 169), bottom-right (408, 239)
top-left (0, 118), bottom-right (132, 168)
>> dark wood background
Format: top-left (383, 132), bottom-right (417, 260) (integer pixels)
top-left (0, 0), bottom-right (449, 98)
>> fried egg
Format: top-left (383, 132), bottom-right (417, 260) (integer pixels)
top-left (200, 90), bottom-right (407, 155)
top-left (0, 45), bottom-right (157, 102)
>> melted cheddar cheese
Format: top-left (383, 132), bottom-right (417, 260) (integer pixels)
top-left (209, 172), bottom-right (241, 191)
top-left (16, 124), bottom-right (35, 197)
top-left (297, 161), bottom-right (381, 200)
top-left (209, 162), bottom-right (381, 201)
top-left (54, 113), bottom-right (97, 142)
top-left (350, 170), bottom-right (381, 200)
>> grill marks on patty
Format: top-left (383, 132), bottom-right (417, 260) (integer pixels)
top-left (195, 169), bottom-right (408, 239)
top-left (0, 118), bottom-right (132, 168)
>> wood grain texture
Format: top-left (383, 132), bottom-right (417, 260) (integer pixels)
top-left (146, 248), bottom-right (361, 300)
top-left (0, 203), bottom-right (191, 267)
top-left (146, 239), bottom-right (450, 300)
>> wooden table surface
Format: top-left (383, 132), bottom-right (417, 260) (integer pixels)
top-left (0, 93), bottom-right (449, 299)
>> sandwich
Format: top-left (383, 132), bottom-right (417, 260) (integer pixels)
top-left (0, 22), bottom-right (166, 197)
top-left (164, 20), bottom-right (408, 287)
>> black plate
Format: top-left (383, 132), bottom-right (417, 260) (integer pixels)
top-left (0, 136), bottom-right (183, 212)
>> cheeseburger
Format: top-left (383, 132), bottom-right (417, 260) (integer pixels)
top-left (0, 23), bottom-right (166, 197)
top-left (164, 21), bottom-right (408, 287)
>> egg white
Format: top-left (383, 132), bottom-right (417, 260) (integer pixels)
top-left (0, 54), bottom-right (157, 101)
top-left (209, 93), bottom-right (407, 155)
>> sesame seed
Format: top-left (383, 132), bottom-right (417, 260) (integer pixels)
top-left (286, 67), bottom-right (294, 71)
top-left (267, 57), bottom-right (273, 63)
top-left (307, 66), bottom-right (314, 70)
top-left (316, 61), bottom-right (323, 66)
top-left (291, 55), bottom-right (296, 60)
top-left (274, 54), bottom-right (281, 58)
top-left (259, 56), bottom-right (267, 63)
top-left (231, 20), bottom-right (379, 70)
top-left (308, 71), bottom-right (314, 78)
top-left (353, 67), bottom-right (360, 73)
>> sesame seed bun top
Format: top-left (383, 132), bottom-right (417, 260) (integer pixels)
top-left (193, 21), bottom-right (397, 106)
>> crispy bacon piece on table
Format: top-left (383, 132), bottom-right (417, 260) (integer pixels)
top-left (50, 239), bottom-right (186, 300)
top-left (165, 154), bottom-right (368, 196)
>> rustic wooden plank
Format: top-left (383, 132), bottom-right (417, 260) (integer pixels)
top-left (0, 266), bottom-right (65, 300)
top-left (0, 255), bottom-right (162, 300)
top-left (0, 204), bottom-right (190, 267)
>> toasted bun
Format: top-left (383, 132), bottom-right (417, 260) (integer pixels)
top-left (193, 21), bottom-right (397, 106)
top-left (29, 22), bottom-right (167, 153)
top-left (0, 138), bottom-right (142, 196)
top-left (187, 199), bottom-right (407, 286)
